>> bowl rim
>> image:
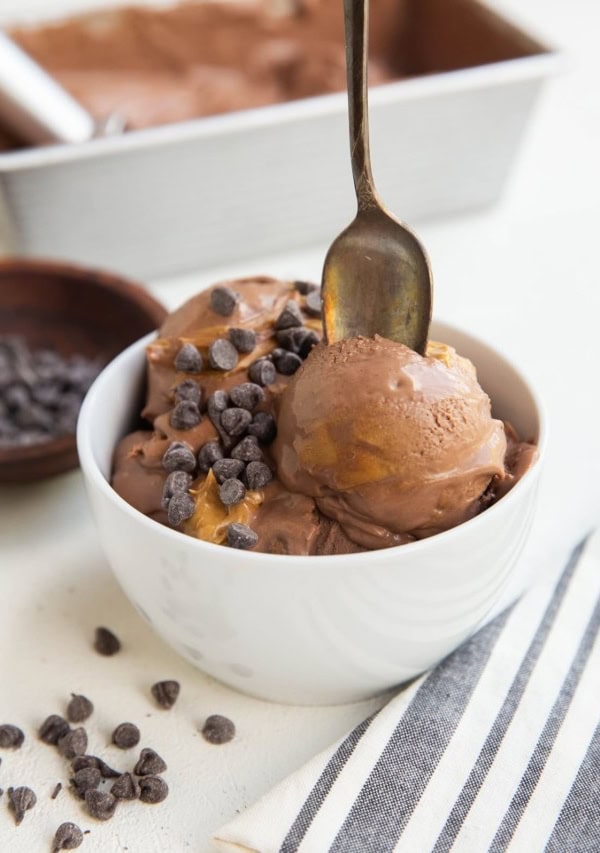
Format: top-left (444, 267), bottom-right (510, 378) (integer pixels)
top-left (77, 321), bottom-right (547, 566)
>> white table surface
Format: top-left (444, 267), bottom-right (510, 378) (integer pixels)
top-left (1, 0), bottom-right (598, 849)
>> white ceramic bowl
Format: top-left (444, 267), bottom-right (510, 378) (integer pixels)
top-left (77, 321), bottom-right (544, 705)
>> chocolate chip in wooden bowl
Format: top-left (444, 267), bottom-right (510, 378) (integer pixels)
top-left (227, 523), bottom-right (258, 550)
top-left (134, 748), bottom-right (167, 776)
top-left (201, 714), bottom-right (236, 744)
top-left (110, 772), bottom-right (140, 801)
top-left (212, 458), bottom-right (245, 484)
top-left (161, 470), bottom-right (193, 510)
top-left (210, 286), bottom-right (239, 316)
top-left (0, 724), bottom-right (24, 749)
top-left (167, 492), bottom-right (196, 527)
top-left (174, 343), bottom-right (203, 373)
top-left (247, 412), bottom-right (277, 444)
top-left (112, 722), bottom-right (141, 750)
top-left (220, 407), bottom-right (252, 437)
top-left (70, 766), bottom-right (101, 800)
top-left (294, 280), bottom-right (318, 295)
top-left (52, 821), bottom-right (84, 851)
top-left (229, 382), bottom-right (265, 411)
top-left (84, 789), bottom-right (117, 821)
top-left (174, 379), bottom-right (202, 405)
top-left (304, 288), bottom-right (322, 317)
top-left (228, 327), bottom-right (256, 354)
top-left (39, 714), bottom-right (70, 746)
top-left (230, 435), bottom-right (262, 463)
top-left (8, 786), bottom-right (36, 825)
top-left (197, 440), bottom-right (224, 472)
top-left (208, 338), bottom-right (238, 372)
top-left (272, 350), bottom-right (302, 375)
top-left (170, 400), bottom-right (201, 430)
top-left (151, 680), bottom-right (180, 710)
top-left (58, 727), bottom-right (88, 759)
top-left (93, 626), bottom-right (121, 657)
top-left (247, 358), bottom-right (276, 387)
top-left (139, 775), bottom-right (169, 804)
top-left (219, 478), bottom-right (246, 507)
top-left (162, 441), bottom-right (196, 474)
top-left (66, 694), bottom-right (94, 724)
top-left (245, 461), bottom-right (273, 491)
top-left (275, 299), bottom-right (303, 330)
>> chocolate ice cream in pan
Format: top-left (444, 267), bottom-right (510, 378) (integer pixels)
top-left (111, 276), bottom-right (536, 555)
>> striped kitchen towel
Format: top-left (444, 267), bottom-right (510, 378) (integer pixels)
top-left (213, 530), bottom-right (600, 852)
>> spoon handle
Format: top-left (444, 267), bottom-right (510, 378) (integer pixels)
top-left (344, 0), bottom-right (378, 210)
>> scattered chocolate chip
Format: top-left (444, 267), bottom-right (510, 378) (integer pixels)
top-left (110, 772), bottom-right (140, 801)
top-left (66, 694), bottom-right (94, 724)
top-left (228, 328), bottom-right (256, 353)
top-left (207, 390), bottom-right (233, 447)
top-left (248, 412), bottom-right (277, 444)
top-left (220, 407), bottom-right (252, 437)
top-left (275, 299), bottom-right (303, 330)
top-left (229, 382), bottom-right (265, 411)
top-left (227, 523), bottom-right (258, 550)
top-left (71, 755), bottom-right (119, 779)
top-left (272, 350), bottom-right (302, 375)
top-left (248, 358), bottom-right (276, 387)
top-left (245, 461), bottom-right (273, 490)
top-left (151, 680), bottom-right (180, 710)
top-left (139, 775), bottom-right (169, 804)
top-left (161, 470), bottom-right (193, 510)
top-left (39, 715), bottom-right (71, 746)
top-left (93, 626), bottom-right (121, 657)
top-left (70, 767), bottom-right (101, 799)
top-left (208, 338), bottom-right (238, 372)
top-left (201, 714), bottom-right (236, 744)
top-left (174, 343), bottom-right (203, 373)
top-left (134, 748), bottom-right (167, 776)
top-left (304, 289), bottom-right (322, 316)
top-left (85, 789), bottom-right (117, 821)
top-left (197, 441), bottom-right (224, 472)
top-left (212, 458), bottom-right (245, 484)
top-left (51, 782), bottom-right (62, 800)
top-left (52, 821), bottom-right (84, 850)
top-left (210, 286), bottom-right (239, 316)
top-left (219, 478), bottom-right (246, 506)
top-left (0, 724), bottom-right (24, 749)
top-left (112, 722), bottom-right (140, 750)
top-left (167, 492), bottom-right (196, 527)
top-left (162, 441), bottom-right (196, 474)
top-left (230, 435), bottom-right (263, 462)
top-left (58, 727), bottom-right (88, 759)
top-left (170, 400), bottom-right (201, 430)
top-left (174, 379), bottom-right (201, 405)
top-left (8, 786), bottom-right (36, 825)
top-left (294, 280), bottom-right (318, 295)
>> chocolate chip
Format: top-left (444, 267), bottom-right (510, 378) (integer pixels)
top-left (0, 724), bottom-right (24, 749)
top-left (139, 775), bottom-right (169, 804)
top-left (273, 350), bottom-right (302, 375)
top-left (201, 714), bottom-right (236, 744)
top-left (197, 441), bottom-right (224, 472)
top-left (70, 767), bottom-right (101, 799)
top-left (174, 379), bottom-right (202, 406)
top-left (66, 694), bottom-right (93, 724)
top-left (134, 748), bottom-right (167, 776)
top-left (71, 755), bottom-right (119, 779)
top-left (248, 358), bottom-right (276, 387)
top-left (51, 782), bottom-right (62, 800)
top-left (229, 382), bottom-right (265, 411)
top-left (228, 328), bottom-right (256, 353)
top-left (39, 715), bottom-right (70, 746)
top-left (52, 821), bottom-right (84, 850)
top-left (111, 772), bottom-right (140, 801)
top-left (245, 461), bottom-right (273, 490)
top-left (220, 407), bottom-right (252, 437)
top-left (227, 523), bottom-right (258, 550)
top-left (219, 478), bottom-right (246, 506)
top-left (170, 400), bottom-right (201, 430)
top-left (305, 289), bottom-right (322, 316)
top-left (161, 470), bottom-right (193, 510)
top-left (85, 789), bottom-right (117, 821)
top-left (8, 786), bottom-right (36, 825)
top-left (58, 728), bottom-right (88, 759)
top-left (151, 680), bottom-right (180, 710)
top-left (275, 299), bottom-right (303, 330)
top-left (231, 435), bottom-right (262, 462)
top-left (294, 280), bottom-right (318, 295)
top-left (174, 343), bottom-right (203, 373)
top-left (208, 338), bottom-right (238, 372)
top-left (210, 286), bottom-right (239, 316)
top-left (112, 722), bottom-right (140, 750)
top-left (277, 327), bottom-right (319, 358)
top-left (94, 626), bottom-right (121, 656)
top-left (167, 492), bottom-right (196, 527)
top-left (207, 389), bottom-right (229, 418)
top-left (247, 412), bottom-right (277, 444)
top-left (212, 458), bottom-right (245, 483)
top-left (162, 441), bottom-right (196, 474)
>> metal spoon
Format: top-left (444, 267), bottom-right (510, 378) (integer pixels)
top-left (321, 0), bottom-right (433, 353)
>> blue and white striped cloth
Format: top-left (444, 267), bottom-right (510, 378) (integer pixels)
top-left (214, 531), bottom-right (600, 852)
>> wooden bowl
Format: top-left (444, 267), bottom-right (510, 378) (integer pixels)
top-left (0, 258), bottom-right (166, 482)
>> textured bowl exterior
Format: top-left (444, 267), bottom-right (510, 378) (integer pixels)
top-left (78, 323), bottom-right (544, 704)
